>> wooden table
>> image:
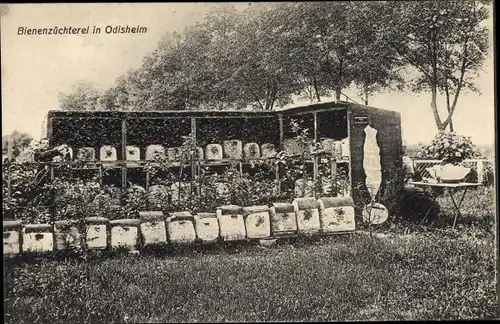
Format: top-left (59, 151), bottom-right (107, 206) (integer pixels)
top-left (409, 181), bottom-right (482, 229)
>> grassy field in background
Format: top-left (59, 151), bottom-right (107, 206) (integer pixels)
top-left (3, 187), bottom-right (498, 323)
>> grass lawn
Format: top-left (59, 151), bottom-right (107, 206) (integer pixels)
top-left (3, 187), bottom-right (498, 323)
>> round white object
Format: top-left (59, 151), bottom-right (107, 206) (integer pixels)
top-left (362, 202), bottom-right (389, 225)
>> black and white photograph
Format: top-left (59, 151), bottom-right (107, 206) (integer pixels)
top-left (1, 1), bottom-right (498, 322)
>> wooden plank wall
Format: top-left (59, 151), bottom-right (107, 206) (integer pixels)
top-left (348, 104), bottom-right (403, 216)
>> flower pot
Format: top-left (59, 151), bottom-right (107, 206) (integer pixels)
top-left (427, 164), bottom-right (471, 183)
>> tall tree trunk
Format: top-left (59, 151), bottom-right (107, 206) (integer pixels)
top-left (430, 31), bottom-right (444, 130)
top-left (313, 73), bottom-right (321, 102)
top-left (364, 85), bottom-right (369, 105)
top-left (335, 86), bottom-right (342, 102)
top-left (445, 79), bottom-right (454, 132)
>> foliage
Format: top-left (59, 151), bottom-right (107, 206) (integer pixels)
top-left (59, 81), bottom-right (103, 111)
top-left (2, 131), bottom-right (34, 162)
top-left (380, 0), bottom-right (491, 131)
top-left (415, 130), bottom-right (480, 164)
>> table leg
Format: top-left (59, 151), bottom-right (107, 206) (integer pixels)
top-left (449, 187), bottom-right (469, 229)
top-left (419, 188), bottom-right (438, 225)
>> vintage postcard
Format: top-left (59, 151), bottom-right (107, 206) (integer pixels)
top-left (1, 2), bottom-right (498, 323)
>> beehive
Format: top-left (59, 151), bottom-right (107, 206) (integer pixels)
top-left (3, 220), bottom-right (22, 256)
top-left (243, 206), bottom-right (271, 239)
top-left (126, 146), bottom-right (141, 162)
top-left (217, 205), bottom-right (246, 241)
top-left (320, 138), bottom-right (336, 155)
top-left (54, 220), bottom-right (83, 251)
top-left (23, 224), bottom-right (54, 253)
top-left (318, 197), bottom-right (356, 233)
top-left (167, 211), bottom-right (196, 244)
top-left (110, 219), bottom-right (140, 251)
top-left (340, 137), bottom-right (350, 160)
top-left (139, 211), bottom-right (167, 246)
top-left (243, 143), bottom-right (261, 159)
top-left (260, 143), bottom-right (277, 158)
top-left (206, 144), bottom-right (223, 160)
top-left (269, 203), bottom-right (297, 237)
top-left (100, 145), bottom-right (117, 162)
top-left (77, 147), bottom-right (96, 161)
top-left (293, 198), bottom-right (321, 235)
top-left (146, 145), bottom-right (165, 161)
top-left (223, 140), bottom-right (243, 159)
top-left (85, 217), bottom-right (109, 250)
top-left (167, 147), bottom-right (183, 161)
top-left (194, 213), bottom-right (220, 244)
top-left (194, 147), bottom-right (204, 160)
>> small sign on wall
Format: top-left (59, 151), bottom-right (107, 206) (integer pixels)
top-left (354, 115), bottom-right (369, 126)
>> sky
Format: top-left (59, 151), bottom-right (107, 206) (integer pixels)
top-left (0, 3), bottom-right (496, 149)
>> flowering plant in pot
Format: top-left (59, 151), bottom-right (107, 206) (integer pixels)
top-left (417, 131), bottom-right (480, 183)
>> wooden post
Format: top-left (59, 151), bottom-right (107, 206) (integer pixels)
top-left (476, 159), bottom-right (484, 184)
top-left (278, 114), bottom-right (284, 152)
top-left (191, 117), bottom-right (197, 194)
top-left (50, 165), bottom-right (56, 224)
top-left (278, 115), bottom-right (284, 195)
top-left (98, 164), bottom-right (103, 186)
top-left (331, 156), bottom-right (337, 195)
top-left (313, 112), bottom-right (318, 197)
top-left (7, 165), bottom-right (12, 203)
top-left (121, 118), bottom-right (127, 193)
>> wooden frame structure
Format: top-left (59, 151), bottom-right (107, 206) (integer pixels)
top-left (38, 101), bottom-right (403, 208)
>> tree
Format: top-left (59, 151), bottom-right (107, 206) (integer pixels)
top-left (58, 81), bottom-right (103, 111)
top-left (380, 0), bottom-right (490, 131)
top-left (2, 131), bottom-right (33, 161)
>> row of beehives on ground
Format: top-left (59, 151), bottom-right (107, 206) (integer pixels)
top-left (51, 137), bottom-right (350, 162)
top-left (3, 196), bottom-right (355, 256)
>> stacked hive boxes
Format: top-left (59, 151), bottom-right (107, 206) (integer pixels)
top-left (3, 196), bottom-right (357, 256)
